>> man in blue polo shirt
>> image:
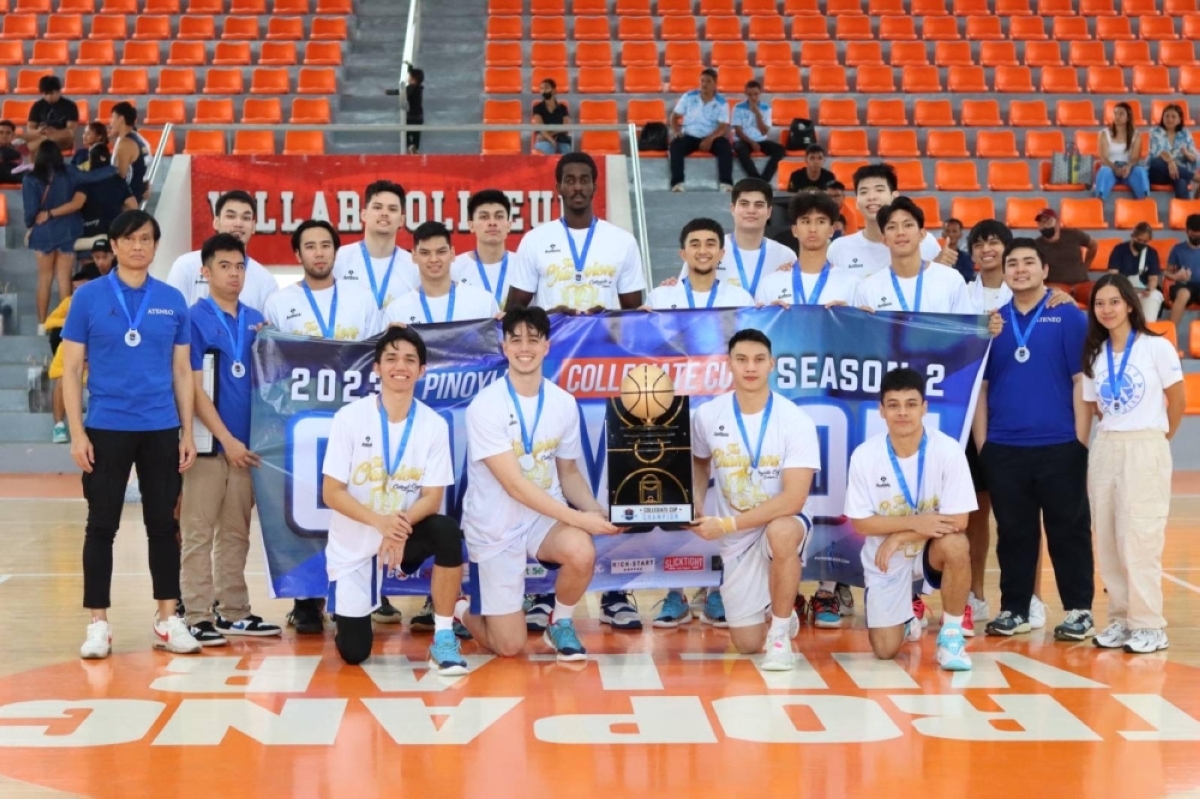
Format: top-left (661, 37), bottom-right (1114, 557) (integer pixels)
top-left (1166, 213), bottom-right (1200, 327)
top-left (1107, 222), bottom-right (1163, 321)
top-left (61, 209), bottom-right (200, 660)
top-left (669, 68), bottom-right (733, 193)
top-left (731, 80), bottom-right (786, 184)
top-left (972, 237), bottom-right (1095, 642)
top-left (180, 233), bottom-right (282, 647)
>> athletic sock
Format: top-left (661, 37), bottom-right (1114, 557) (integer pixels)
top-left (818, 581), bottom-right (837, 593)
top-left (552, 600), bottom-right (576, 623)
top-left (769, 614), bottom-right (791, 636)
top-left (943, 612), bottom-right (964, 628)
top-left (453, 597), bottom-right (469, 621)
top-left (434, 614), bottom-right (453, 633)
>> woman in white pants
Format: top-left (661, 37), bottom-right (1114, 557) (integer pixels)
top-left (1082, 274), bottom-right (1185, 654)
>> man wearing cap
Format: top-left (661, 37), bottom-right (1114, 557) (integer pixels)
top-left (1033, 208), bottom-right (1098, 289)
top-left (89, 238), bottom-right (116, 275)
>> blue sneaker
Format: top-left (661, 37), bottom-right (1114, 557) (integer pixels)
top-left (600, 591), bottom-right (643, 631)
top-left (700, 588), bottom-right (728, 628)
top-left (653, 590), bottom-right (693, 628)
top-left (936, 625), bottom-right (972, 672)
top-left (429, 629), bottom-right (469, 676)
top-left (810, 590), bottom-right (843, 629)
top-left (543, 618), bottom-right (587, 661)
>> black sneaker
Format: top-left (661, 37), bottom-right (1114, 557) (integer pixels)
top-left (525, 593), bottom-right (554, 632)
top-left (189, 621), bottom-right (228, 647)
top-left (1054, 609), bottom-right (1095, 641)
top-left (372, 596), bottom-right (402, 624)
top-left (217, 613), bottom-right (282, 637)
top-left (175, 599), bottom-right (186, 619)
top-left (985, 610), bottom-right (1031, 637)
top-left (288, 599), bottom-right (325, 635)
top-left (409, 596), bottom-right (436, 632)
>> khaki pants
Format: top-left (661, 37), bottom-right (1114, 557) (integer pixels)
top-left (1087, 430), bottom-right (1171, 630)
top-left (180, 454), bottom-right (254, 626)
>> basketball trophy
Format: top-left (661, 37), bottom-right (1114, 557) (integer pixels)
top-left (606, 364), bottom-right (695, 530)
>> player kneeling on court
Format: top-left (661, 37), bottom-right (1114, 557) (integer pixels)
top-left (845, 368), bottom-right (976, 671)
top-left (689, 329), bottom-right (820, 671)
top-left (458, 307), bottom-right (621, 661)
top-left (320, 326), bottom-right (468, 674)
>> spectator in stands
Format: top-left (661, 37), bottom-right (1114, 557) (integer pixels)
top-left (786, 145), bottom-right (836, 193)
top-left (109, 102), bottom-right (150, 204)
top-left (88, 238), bottom-right (115, 276)
top-left (405, 65), bottom-right (424, 155)
top-left (1034, 208), bottom-right (1097, 289)
top-left (78, 145), bottom-right (137, 248)
top-left (46, 263), bottom-right (101, 445)
top-left (832, 214), bottom-right (846, 241)
top-left (532, 78), bottom-right (572, 157)
top-left (0, 120), bottom-right (24, 185)
top-left (731, 80), bottom-right (786, 184)
top-left (669, 68), bottom-right (733, 193)
top-left (72, 122), bottom-right (107, 167)
top-left (825, 180), bottom-right (845, 207)
top-left (24, 141), bottom-right (85, 330)
top-left (1165, 214), bottom-right (1200, 329)
top-left (1107, 222), bottom-right (1163, 321)
top-left (943, 218), bottom-right (975, 284)
top-left (1148, 104), bottom-right (1199, 200)
top-left (1094, 102), bottom-right (1150, 201)
top-left (23, 76), bottom-right (78, 155)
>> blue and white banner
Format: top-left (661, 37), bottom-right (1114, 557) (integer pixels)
top-left (250, 306), bottom-right (991, 598)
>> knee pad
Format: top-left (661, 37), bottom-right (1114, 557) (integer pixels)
top-left (427, 515), bottom-right (465, 569)
top-left (334, 614), bottom-right (373, 665)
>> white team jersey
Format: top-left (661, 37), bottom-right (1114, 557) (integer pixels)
top-left (851, 264), bottom-right (975, 314)
top-left (692, 391), bottom-right (822, 560)
top-left (828, 231), bottom-right (942, 278)
top-left (845, 430), bottom-right (977, 573)
top-left (754, 264), bottom-right (860, 306)
top-left (165, 249), bottom-right (278, 313)
top-left (451, 250), bottom-right (519, 309)
top-left (321, 396), bottom-right (453, 579)
top-left (1083, 333), bottom-right (1183, 433)
top-left (332, 242), bottom-right (419, 310)
top-left (384, 283), bottom-right (499, 326)
top-left (647, 279), bottom-right (754, 310)
top-left (462, 376), bottom-right (583, 561)
top-left (511, 217), bottom-right (646, 311)
top-left (678, 234), bottom-right (796, 295)
top-left (263, 280), bottom-right (384, 341)
top-left (966, 278), bottom-right (1014, 313)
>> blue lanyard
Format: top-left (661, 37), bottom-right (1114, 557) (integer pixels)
top-left (474, 251), bottom-right (508, 305)
top-left (1008, 290), bottom-right (1052, 354)
top-left (732, 391), bottom-right (774, 471)
top-left (792, 262), bottom-right (831, 306)
top-left (301, 281), bottom-right (338, 339)
top-left (683, 278), bottom-right (720, 309)
top-left (732, 240), bottom-right (767, 296)
top-left (418, 283), bottom-right (456, 323)
top-left (561, 217), bottom-right (597, 283)
top-left (889, 263), bottom-right (926, 312)
top-left (359, 241), bottom-right (397, 310)
top-left (886, 433), bottom-right (927, 513)
top-left (1106, 331), bottom-right (1136, 407)
top-left (506, 375), bottom-right (545, 458)
top-left (108, 270), bottom-right (151, 334)
top-left (378, 396), bottom-right (417, 488)
top-left (204, 297), bottom-right (245, 371)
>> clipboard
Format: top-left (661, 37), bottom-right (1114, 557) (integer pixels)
top-left (194, 350), bottom-right (220, 456)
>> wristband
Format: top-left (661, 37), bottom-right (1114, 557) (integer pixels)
top-left (719, 516), bottom-right (737, 534)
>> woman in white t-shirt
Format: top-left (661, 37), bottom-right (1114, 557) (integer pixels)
top-left (1081, 274), bottom-right (1185, 655)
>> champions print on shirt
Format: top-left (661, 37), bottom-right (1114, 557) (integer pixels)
top-left (349, 434), bottom-right (427, 515)
top-left (712, 440), bottom-right (782, 512)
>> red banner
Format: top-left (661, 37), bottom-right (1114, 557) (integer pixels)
top-left (189, 155), bottom-right (607, 265)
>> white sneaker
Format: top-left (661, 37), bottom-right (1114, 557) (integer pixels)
top-left (904, 616), bottom-right (923, 643)
top-left (761, 629), bottom-right (796, 671)
top-left (968, 594), bottom-right (990, 625)
top-left (153, 615), bottom-right (201, 654)
top-left (1124, 628), bottom-right (1169, 654)
top-left (1093, 621), bottom-right (1131, 649)
top-left (1029, 595), bottom-right (1047, 630)
top-left (80, 620), bottom-right (112, 659)
top-left (788, 609), bottom-right (800, 639)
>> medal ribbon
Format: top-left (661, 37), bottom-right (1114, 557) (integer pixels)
top-left (886, 433), bottom-right (927, 513)
top-left (108, 270), bottom-right (152, 337)
top-left (360, 242), bottom-right (398, 310)
top-left (1105, 330), bottom-right (1136, 409)
top-left (683, 278), bottom-right (720, 309)
top-left (1008, 289), bottom-right (1052, 357)
top-left (204, 297), bottom-right (245, 372)
top-left (301, 282), bottom-right (338, 339)
top-left (418, 283), bottom-right (456, 323)
top-left (792, 261), bottom-right (832, 306)
top-left (732, 392), bottom-right (774, 472)
top-left (506, 375), bottom-right (545, 462)
top-left (733, 239), bottom-right (767, 296)
top-left (561, 217), bottom-right (597, 284)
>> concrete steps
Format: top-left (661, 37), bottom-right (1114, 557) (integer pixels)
top-left (0, 442), bottom-right (77, 474)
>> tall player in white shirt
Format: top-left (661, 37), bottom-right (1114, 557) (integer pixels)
top-left (332, 180), bottom-right (419, 310)
top-left (508, 152), bottom-right (646, 313)
top-left (647, 219), bottom-right (754, 310)
top-left (457, 307), bottom-right (621, 661)
top-left (166, 190), bottom-right (279, 312)
top-left (320, 326), bottom-right (469, 674)
top-left (386, 222), bottom-right (499, 325)
top-left (451, 189), bottom-right (518, 310)
top-left (756, 191), bottom-right (859, 309)
top-left (845, 368), bottom-right (976, 671)
top-left (690, 330), bottom-right (821, 671)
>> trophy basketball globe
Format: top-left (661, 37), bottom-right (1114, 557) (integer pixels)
top-left (606, 364), bottom-right (695, 531)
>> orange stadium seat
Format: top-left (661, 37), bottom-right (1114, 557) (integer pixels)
top-left (233, 130), bottom-right (275, 155)
top-left (178, 16), bottom-right (216, 40)
top-left (1105, 97), bottom-right (1146, 123)
top-left (119, 41), bottom-right (158, 65)
top-left (1087, 65), bottom-right (1130, 92)
top-left (818, 98), bottom-right (860, 125)
top-left (193, 97), bottom-right (234, 123)
top-left (1123, 0), bottom-right (1157, 12)
top-left (754, 41), bottom-right (793, 66)
top-left (1039, 0), bottom-right (1074, 12)
top-left (954, 0), bottom-right (989, 13)
top-left (1092, 237), bottom-right (1121, 269)
top-left (1026, 129), bottom-right (1066, 157)
top-left (252, 68), bottom-right (291, 94)
top-left (616, 0), bottom-right (651, 11)
top-left (829, 159), bottom-right (870, 186)
top-left (915, 98), bottom-right (956, 125)
top-left (1115, 198), bottom-right (1162, 228)
top-left (962, 99), bottom-right (1003, 125)
top-left (489, 0), bottom-right (520, 11)
top-left (749, 16), bottom-right (786, 40)
top-left (1114, 41), bottom-right (1153, 66)
top-left (981, 42), bottom-right (1020, 67)
top-left (578, 66), bottom-right (616, 93)
top-left (0, 41), bottom-right (24, 65)
top-left (624, 66), bottom-right (663, 92)
top-left (579, 102), bottom-right (622, 155)
top-left (1172, 199), bottom-right (1200, 228)
top-left (106, 67), bottom-right (148, 94)
top-left (1152, 98), bottom-right (1193, 124)
top-left (785, 0), bottom-right (821, 11)
top-left (1041, 66), bottom-right (1082, 92)
top-left (483, 99), bottom-right (521, 124)
top-left (1060, 198), bottom-right (1107, 228)
top-left (232, 0), bottom-right (268, 11)
top-left (627, 98), bottom-right (666, 127)
top-left (928, 130), bottom-right (970, 157)
top-left (764, 65), bottom-right (802, 92)
top-left (88, 15), bottom-right (128, 39)
top-left (1056, 99), bottom-right (1099, 125)
top-left (716, 65), bottom-right (753, 92)
top-left (64, 67), bottom-right (102, 94)
top-left (658, 0), bottom-right (692, 13)
top-left (222, 17), bottom-right (261, 40)
top-left (809, 65), bottom-right (849, 92)
top-left (214, 42), bottom-right (252, 65)
top-left (46, 16), bottom-right (85, 40)
top-left (774, 97), bottom-right (811, 125)
top-left (1068, 41), bottom-right (1108, 66)
top-left (314, 0), bottom-right (350, 9)
top-left (203, 68), bottom-right (245, 94)
top-left (574, 16), bottom-right (612, 40)
top-left (133, 16), bottom-right (173, 40)
top-left (891, 42), bottom-right (931, 66)
top-left (1140, 16), bottom-right (1179, 40)
top-left (952, 197), bottom-right (996, 228)
top-left (1006, 197), bottom-right (1050, 227)
top-left (846, 42), bottom-right (884, 66)
top-left (530, 65), bottom-right (568, 93)
top-left (834, 16), bottom-right (874, 40)
top-left (184, 130), bottom-right (226, 155)
top-left (978, 130), bottom-right (1020, 157)
top-left (661, 17), bottom-right (699, 40)
top-left (15, 69), bottom-right (55, 93)
top-left (573, 0), bottom-right (610, 11)
top-left (621, 42), bottom-right (659, 66)
top-left (0, 99), bottom-right (34, 120)
top-left (879, 129), bottom-right (920, 156)
top-left (531, 16), bottom-right (566, 40)
top-left (1010, 99), bottom-right (1052, 125)
top-left (923, 17), bottom-right (962, 40)
top-left (857, 65), bottom-right (896, 92)
top-left (879, 16), bottom-right (918, 40)
top-left (167, 42), bottom-right (205, 65)
top-left (913, 0), bottom-right (949, 13)
top-left (998, 0), bottom-right (1034, 12)
top-left (1080, 0), bottom-right (1117, 12)
top-left (1010, 16), bottom-right (1050, 39)
top-left (486, 42), bottom-right (522, 67)
top-left (531, 44), bottom-right (567, 66)
top-left (827, 0), bottom-right (863, 12)
top-left (870, 0), bottom-right (905, 11)
top-left (829, 129), bottom-right (871, 156)
top-left (0, 15), bottom-right (38, 40)
top-left (711, 39), bottom-right (749, 64)
top-left (283, 131), bottom-right (324, 155)
top-left (187, 0), bottom-right (223, 11)
top-left (1160, 41), bottom-right (1197, 67)
top-left (242, 97), bottom-right (282, 123)
top-left (893, 160), bottom-right (927, 190)
top-left (30, 41), bottom-right (70, 66)
top-left (1133, 65), bottom-right (1173, 93)
top-left (744, 0), bottom-right (779, 12)
top-left (1074, 129), bottom-right (1102, 156)
top-left (484, 68), bottom-right (521, 94)
top-left (618, 17), bottom-right (655, 40)
top-left (1052, 17), bottom-right (1091, 39)
top-left (145, 0), bottom-right (180, 10)
top-left (312, 17), bottom-right (352, 40)
top-left (966, 16), bottom-right (1005, 39)
top-left (1180, 66), bottom-right (1200, 93)
top-left (989, 160), bottom-right (1035, 190)
top-left (665, 42), bottom-right (702, 65)
top-left (1165, 0), bottom-right (1196, 13)
top-left (800, 42), bottom-right (838, 66)
top-left (139, 127), bottom-right (171, 157)
top-left (14, 0), bottom-right (50, 10)
top-left (576, 42), bottom-right (614, 66)
top-left (911, 196), bottom-right (944, 228)
top-left (902, 65), bottom-right (943, 92)
top-left (791, 17), bottom-right (831, 40)
top-left (1097, 17), bottom-right (1136, 39)
top-left (997, 66), bottom-right (1037, 92)
top-left (935, 42), bottom-right (974, 66)
top-left (487, 17), bottom-right (522, 40)
top-left (936, 161), bottom-right (981, 190)
top-left (290, 97), bottom-right (331, 123)
top-left (866, 98), bottom-right (907, 124)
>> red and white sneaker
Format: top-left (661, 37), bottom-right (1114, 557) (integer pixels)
top-left (961, 603), bottom-right (976, 638)
top-left (153, 616), bottom-right (201, 654)
top-left (913, 595), bottom-right (929, 628)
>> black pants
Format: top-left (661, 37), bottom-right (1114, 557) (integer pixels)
top-left (334, 513), bottom-right (464, 665)
top-left (733, 139), bottom-right (787, 182)
top-left (406, 116), bottom-right (422, 152)
top-left (980, 440), bottom-right (1094, 617)
top-left (669, 134), bottom-right (733, 187)
top-left (82, 427), bottom-right (182, 609)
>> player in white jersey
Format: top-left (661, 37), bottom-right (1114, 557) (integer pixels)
top-left (450, 189), bottom-right (518, 310)
top-left (265, 220), bottom-right (384, 342)
top-left (508, 152), bottom-right (646, 313)
top-left (386, 222), bottom-right (498, 325)
top-left (457, 307), bottom-right (621, 661)
top-left (756, 191), bottom-right (859, 309)
top-left (166, 190), bottom-right (279, 312)
top-left (332, 180), bottom-right (419, 310)
top-left (828, 163), bottom-right (954, 277)
top-left (845, 368), bottom-right (976, 671)
top-left (690, 329), bottom-right (821, 670)
top-left (646, 218), bottom-right (754, 311)
top-left (320, 326), bottom-right (468, 672)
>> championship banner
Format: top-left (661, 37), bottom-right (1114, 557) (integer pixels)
top-left (189, 155), bottom-right (607, 265)
top-left (250, 306), bottom-right (991, 599)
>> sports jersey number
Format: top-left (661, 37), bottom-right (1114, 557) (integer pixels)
top-left (290, 368), bottom-right (380, 403)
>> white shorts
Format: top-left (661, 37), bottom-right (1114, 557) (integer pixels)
top-left (327, 555), bottom-right (381, 619)
top-left (863, 543), bottom-right (942, 630)
top-left (469, 514), bottom-right (557, 617)
top-left (720, 515), bottom-right (812, 629)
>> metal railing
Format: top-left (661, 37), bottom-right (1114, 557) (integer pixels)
top-left (397, 0), bottom-right (421, 154)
